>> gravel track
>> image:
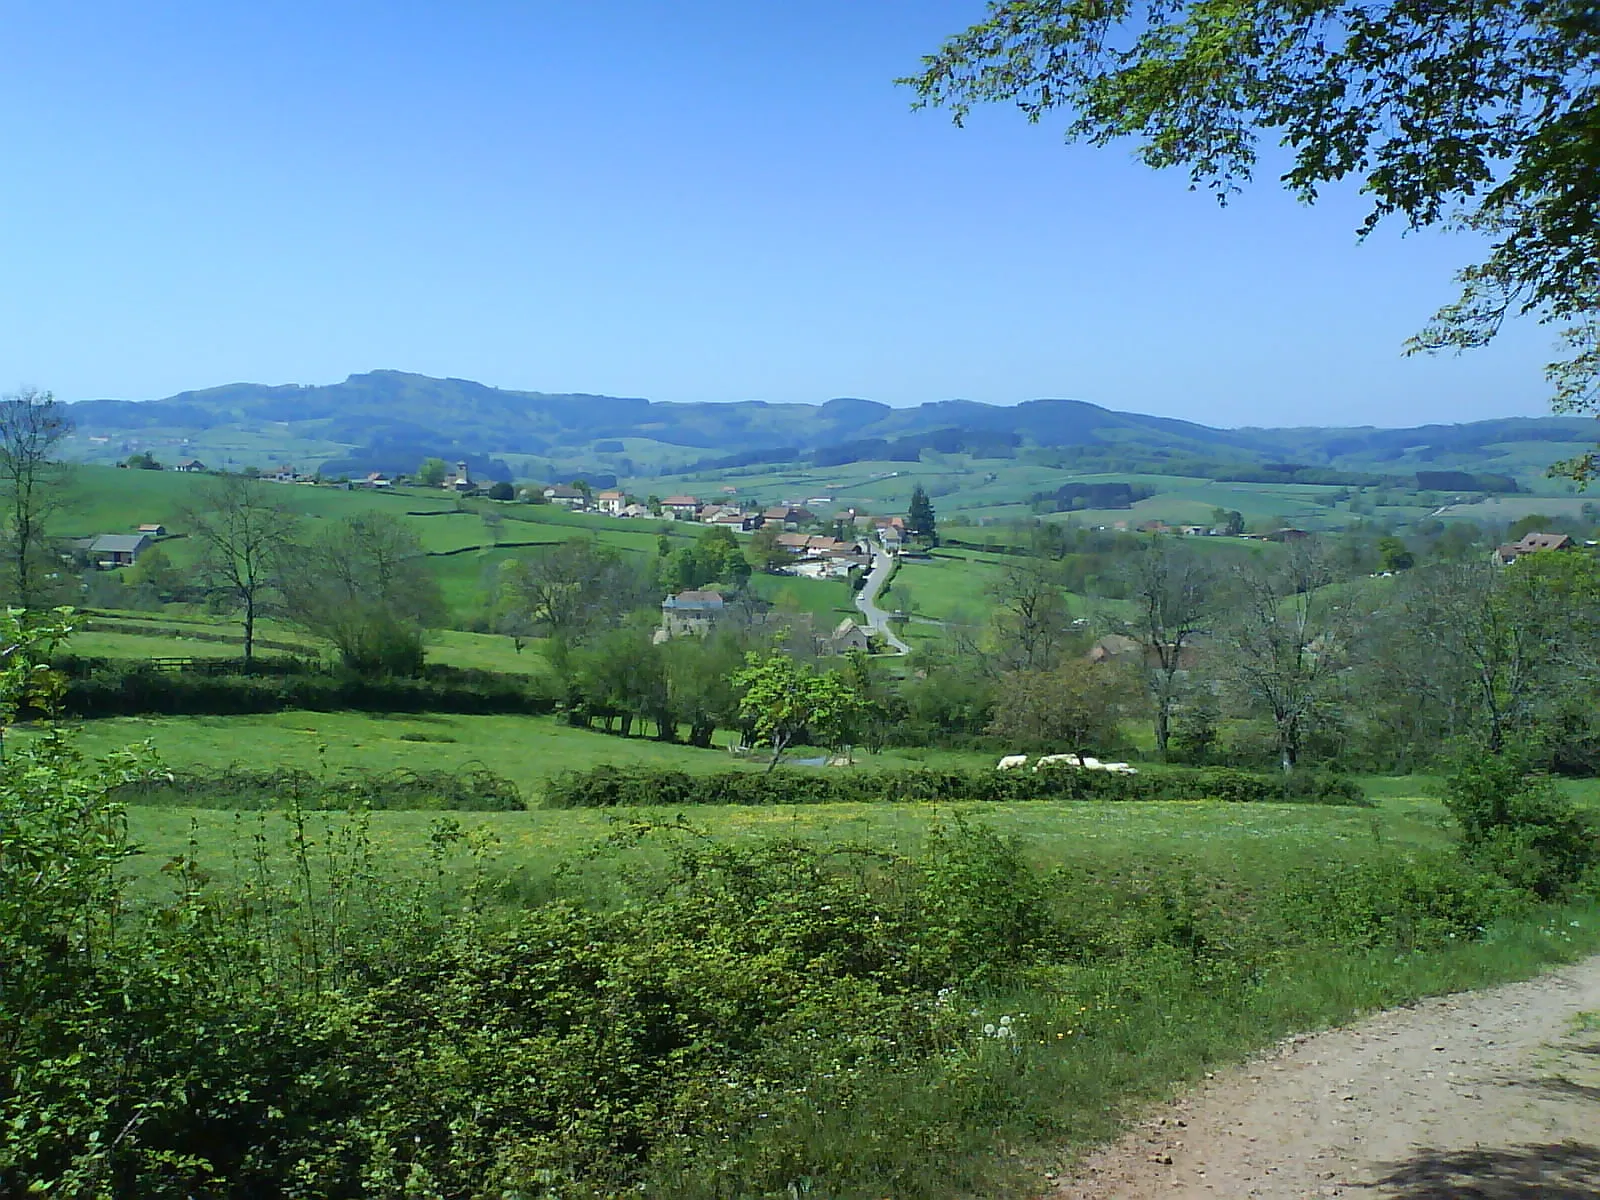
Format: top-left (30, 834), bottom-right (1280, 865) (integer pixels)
top-left (1052, 954), bottom-right (1600, 1199)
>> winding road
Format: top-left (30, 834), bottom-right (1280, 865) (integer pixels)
top-left (853, 544), bottom-right (910, 655)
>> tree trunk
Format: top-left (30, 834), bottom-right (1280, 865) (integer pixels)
top-left (243, 593), bottom-right (255, 663)
top-left (1154, 701), bottom-right (1171, 760)
top-left (765, 734), bottom-right (790, 774)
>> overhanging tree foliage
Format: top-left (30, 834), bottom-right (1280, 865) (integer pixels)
top-left (907, 2), bottom-right (1600, 469)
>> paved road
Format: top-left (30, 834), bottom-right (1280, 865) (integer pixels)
top-left (854, 545), bottom-right (910, 655)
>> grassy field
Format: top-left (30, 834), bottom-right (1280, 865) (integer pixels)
top-left (56, 709), bottom-right (999, 802)
top-left (67, 609), bottom-right (553, 675)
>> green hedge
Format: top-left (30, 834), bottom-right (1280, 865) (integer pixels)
top-left (111, 763), bottom-right (525, 811)
top-left (53, 658), bottom-right (559, 718)
top-left (543, 763), bottom-right (1368, 808)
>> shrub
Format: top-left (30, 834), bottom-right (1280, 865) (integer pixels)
top-left (1442, 753), bottom-right (1599, 899)
top-left (1278, 852), bottom-right (1510, 950)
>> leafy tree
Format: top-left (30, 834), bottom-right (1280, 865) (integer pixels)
top-left (1210, 508), bottom-right (1245, 537)
top-left (0, 388), bottom-right (71, 610)
top-left (1389, 553), bottom-right (1600, 756)
top-left (123, 450), bottom-right (161, 470)
top-left (573, 627), bottom-right (665, 736)
top-left (497, 536), bottom-right (652, 645)
top-left (124, 544), bottom-right (182, 602)
top-left (281, 511), bottom-right (445, 675)
top-left (907, 484), bottom-right (938, 546)
top-left (985, 659), bottom-right (1136, 754)
top-left (1506, 513), bottom-right (1559, 541)
top-left (1377, 536), bottom-right (1415, 572)
top-left (415, 457), bottom-right (449, 487)
top-left (746, 524), bottom-right (790, 573)
top-left (908, 2), bottom-right (1600, 464)
top-left (183, 475), bottom-right (300, 661)
top-left (733, 651), bottom-right (867, 771)
top-left (665, 630), bottom-right (745, 747)
top-left (486, 480), bottom-right (515, 502)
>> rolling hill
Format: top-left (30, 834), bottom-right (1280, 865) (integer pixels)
top-left (57, 370), bottom-right (1597, 495)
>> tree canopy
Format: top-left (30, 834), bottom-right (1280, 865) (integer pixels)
top-left (907, 2), bottom-right (1600, 465)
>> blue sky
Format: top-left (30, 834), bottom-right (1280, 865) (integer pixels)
top-left (0, 1), bottom-right (1560, 426)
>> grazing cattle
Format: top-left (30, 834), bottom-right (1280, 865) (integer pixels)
top-left (996, 755), bottom-right (1028, 770)
top-left (1103, 762), bottom-right (1138, 774)
top-left (1033, 753), bottom-right (1077, 770)
top-left (1076, 756), bottom-right (1104, 770)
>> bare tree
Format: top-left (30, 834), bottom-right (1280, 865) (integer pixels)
top-left (183, 476), bottom-right (300, 662)
top-left (987, 559), bottom-right (1072, 672)
top-left (1222, 544), bottom-right (1351, 771)
top-left (1113, 537), bottom-right (1216, 758)
top-left (0, 388), bottom-right (71, 609)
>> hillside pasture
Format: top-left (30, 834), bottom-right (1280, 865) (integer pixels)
top-left (53, 710), bottom-right (1000, 804)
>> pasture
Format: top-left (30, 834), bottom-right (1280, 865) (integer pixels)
top-left (57, 708), bottom-right (1000, 802)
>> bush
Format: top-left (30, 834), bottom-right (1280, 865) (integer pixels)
top-left (542, 763), bottom-right (1368, 809)
top-left (1443, 753), bottom-right (1599, 899)
top-left (1278, 852), bottom-right (1510, 950)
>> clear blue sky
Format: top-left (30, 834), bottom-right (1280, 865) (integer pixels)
top-left (0, 1), bottom-right (1559, 426)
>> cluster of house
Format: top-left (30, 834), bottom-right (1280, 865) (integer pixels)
top-left (538, 487), bottom-right (829, 530)
top-left (1123, 519), bottom-right (1308, 540)
top-left (657, 589), bottom-right (872, 655)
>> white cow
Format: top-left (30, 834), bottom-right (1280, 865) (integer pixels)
top-left (996, 755), bottom-right (1029, 770)
top-left (1033, 753), bottom-right (1078, 770)
top-left (1103, 762), bottom-right (1139, 774)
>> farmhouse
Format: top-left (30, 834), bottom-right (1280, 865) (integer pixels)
top-left (662, 495), bottom-right (701, 520)
top-left (173, 458), bottom-right (206, 472)
top-left (543, 485), bottom-right (587, 509)
top-left (136, 523), bottom-right (167, 537)
top-left (825, 618), bottom-right (871, 655)
top-left (595, 489), bottom-right (627, 515)
top-left (1494, 531), bottom-right (1575, 565)
top-left (88, 533), bottom-right (152, 568)
top-left (660, 590), bottom-right (724, 637)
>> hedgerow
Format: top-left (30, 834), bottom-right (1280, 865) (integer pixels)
top-left (51, 656), bottom-right (559, 718)
top-left (110, 763), bottom-right (525, 811)
top-left (542, 763), bottom-right (1369, 808)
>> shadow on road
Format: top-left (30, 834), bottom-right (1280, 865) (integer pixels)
top-left (1366, 1141), bottom-right (1600, 1199)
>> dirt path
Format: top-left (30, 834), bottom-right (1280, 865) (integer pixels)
top-left (1054, 954), bottom-right (1600, 1199)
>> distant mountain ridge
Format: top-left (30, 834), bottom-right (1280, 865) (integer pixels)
top-left (59, 370), bottom-right (1596, 487)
